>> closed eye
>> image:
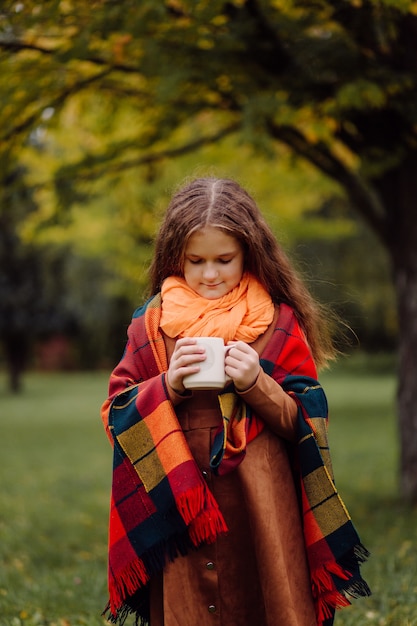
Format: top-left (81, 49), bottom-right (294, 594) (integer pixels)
top-left (186, 257), bottom-right (233, 264)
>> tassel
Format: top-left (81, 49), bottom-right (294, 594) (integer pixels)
top-left (188, 508), bottom-right (229, 545)
top-left (175, 485), bottom-right (205, 525)
top-left (175, 484), bottom-right (228, 545)
top-left (108, 558), bottom-right (149, 620)
top-left (103, 601), bottom-right (149, 626)
top-left (354, 542), bottom-right (371, 564)
top-left (311, 551), bottom-right (371, 625)
top-left (311, 561), bottom-right (352, 621)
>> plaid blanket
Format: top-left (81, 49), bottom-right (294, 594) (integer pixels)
top-left (102, 296), bottom-right (370, 625)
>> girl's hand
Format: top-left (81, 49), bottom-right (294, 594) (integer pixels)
top-left (225, 341), bottom-right (260, 392)
top-left (167, 337), bottom-right (206, 394)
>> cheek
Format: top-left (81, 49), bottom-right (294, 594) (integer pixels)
top-left (183, 264), bottom-right (198, 282)
top-left (233, 259), bottom-right (245, 279)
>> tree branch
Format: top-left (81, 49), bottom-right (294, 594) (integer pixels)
top-left (0, 38), bottom-right (139, 73)
top-left (1, 67), bottom-right (112, 144)
top-left (53, 122), bottom-right (241, 186)
top-left (0, 38), bottom-right (54, 54)
top-left (268, 120), bottom-right (389, 245)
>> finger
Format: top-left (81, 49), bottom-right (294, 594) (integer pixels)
top-left (173, 346), bottom-right (206, 369)
top-left (174, 337), bottom-right (199, 350)
top-left (174, 340), bottom-right (205, 358)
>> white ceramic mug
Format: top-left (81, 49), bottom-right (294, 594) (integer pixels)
top-left (183, 337), bottom-right (231, 390)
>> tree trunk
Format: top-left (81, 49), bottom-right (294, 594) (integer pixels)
top-left (394, 264), bottom-right (417, 501)
top-left (377, 153), bottom-right (417, 502)
top-left (2, 332), bottom-right (30, 394)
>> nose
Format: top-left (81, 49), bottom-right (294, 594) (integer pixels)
top-left (203, 263), bottom-right (219, 281)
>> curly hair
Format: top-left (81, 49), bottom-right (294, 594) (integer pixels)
top-left (149, 177), bottom-right (336, 369)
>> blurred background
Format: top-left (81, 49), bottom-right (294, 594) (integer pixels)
top-left (1, 2), bottom-right (417, 625)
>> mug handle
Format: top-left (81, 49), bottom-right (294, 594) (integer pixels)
top-left (223, 344), bottom-right (235, 382)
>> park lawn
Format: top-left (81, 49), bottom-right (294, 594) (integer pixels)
top-left (0, 361), bottom-right (416, 626)
top-left (0, 372), bottom-right (110, 626)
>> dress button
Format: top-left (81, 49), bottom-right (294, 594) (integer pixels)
top-left (208, 604), bottom-right (216, 613)
top-left (202, 470), bottom-right (208, 477)
top-left (206, 561), bottom-right (215, 570)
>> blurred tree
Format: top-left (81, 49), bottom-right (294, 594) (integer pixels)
top-left (0, 165), bottom-right (132, 388)
top-left (297, 197), bottom-right (397, 353)
top-left (1, 0), bottom-right (417, 498)
top-left (0, 167), bottom-right (79, 391)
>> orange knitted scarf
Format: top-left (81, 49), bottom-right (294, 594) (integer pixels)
top-left (160, 273), bottom-right (275, 342)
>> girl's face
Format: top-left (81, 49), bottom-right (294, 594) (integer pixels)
top-left (183, 226), bottom-right (244, 300)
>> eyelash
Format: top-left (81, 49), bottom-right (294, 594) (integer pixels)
top-left (188, 259), bottom-right (232, 265)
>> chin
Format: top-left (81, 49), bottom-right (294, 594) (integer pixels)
top-left (198, 289), bottom-right (224, 300)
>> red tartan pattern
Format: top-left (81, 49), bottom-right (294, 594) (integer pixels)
top-left (101, 297), bottom-right (370, 625)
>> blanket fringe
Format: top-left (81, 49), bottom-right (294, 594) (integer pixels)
top-left (312, 544), bottom-right (371, 625)
top-left (176, 485), bottom-right (228, 545)
top-left (108, 557), bottom-right (149, 619)
top-left (175, 484), bottom-right (205, 524)
top-left (103, 600), bottom-right (149, 626)
top-left (188, 507), bottom-right (229, 545)
top-left (106, 530), bottom-right (205, 625)
top-left (353, 542), bottom-right (371, 564)
top-left (313, 567), bottom-right (351, 624)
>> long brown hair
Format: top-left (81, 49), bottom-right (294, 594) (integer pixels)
top-left (149, 177), bottom-right (336, 369)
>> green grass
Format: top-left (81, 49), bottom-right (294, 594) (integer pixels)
top-left (0, 372), bottom-right (110, 626)
top-left (0, 361), bottom-right (416, 626)
top-left (321, 357), bottom-right (417, 626)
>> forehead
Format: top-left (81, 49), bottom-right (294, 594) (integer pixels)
top-left (185, 226), bottom-right (241, 254)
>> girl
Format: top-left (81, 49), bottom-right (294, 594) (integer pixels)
top-left (101, 177), bottom-right (370, 626)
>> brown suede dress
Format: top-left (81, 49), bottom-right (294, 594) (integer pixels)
top-left (150, 311), bottom-right (317, 626)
